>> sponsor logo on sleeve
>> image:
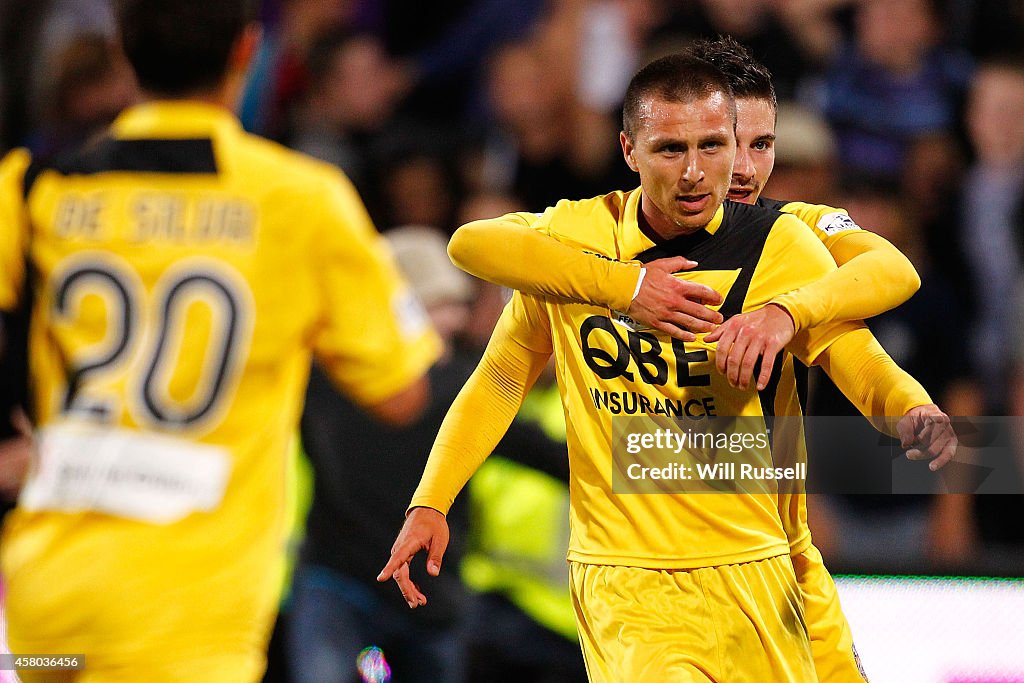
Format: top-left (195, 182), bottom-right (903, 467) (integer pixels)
top-left (816, 211), bottom-right (862, 235)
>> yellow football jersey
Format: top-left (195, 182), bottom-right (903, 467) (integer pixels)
top-left (761, 198), bottom-right (863, 249)
top-left (477, 189), bottom-right (860, 569)
top-left (0, 102), bottom-right (439, 664)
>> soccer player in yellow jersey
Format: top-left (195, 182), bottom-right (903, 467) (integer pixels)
top-left (0, 1), bottom-right (440, 681)
top-left (443, 38), bottom-right (959, 682)
top-left (380, 53), bottom-right (955, 681)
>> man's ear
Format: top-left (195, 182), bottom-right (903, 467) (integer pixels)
top-left (620, 131), bottom-right (639, 172)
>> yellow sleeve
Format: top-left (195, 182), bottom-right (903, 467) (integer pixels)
top-left (770, 204), bottom-right (921, 331)
top-left (0, 149), bottom-right (32, 312)
top-left (312, 170), bottom-right (441, 406)
top-left (816, 327), bottom-right (933, 435)
top-left (409, 293), bottom-right (552, 514)
top-left (448, 213), bottom-right (642, 311)
top-left (743, 213), bottom-right (856, 365)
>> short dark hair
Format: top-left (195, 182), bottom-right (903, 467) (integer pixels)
top-left (622, 53), bottom-right (734, 140)
top-left (689, 36), bottom-right (777, 114)
top-left (117, 0), bottom-right (256, 96)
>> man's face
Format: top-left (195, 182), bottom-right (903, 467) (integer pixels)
top-left (728, 97), bottom-right (776, 204)
top-left (621, 93), bottom-right (736, 238)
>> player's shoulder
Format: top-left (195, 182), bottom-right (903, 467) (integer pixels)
top-left (0, 148), bottom-right (32, 197)
top-left (760, 197), bottom-right (861, 236)
top-left (233, 131), bottom-right (349, 191)
top-left (722, 198), bottom-right (792, 236)
top-left (534, 189), bottom-right (632, 249)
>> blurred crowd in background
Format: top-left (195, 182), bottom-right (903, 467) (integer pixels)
top-left (1, 0), bottom-right (1024, 681)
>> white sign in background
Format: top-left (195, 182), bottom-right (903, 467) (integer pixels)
top-left (837, 576), bottom-right (1024, 683)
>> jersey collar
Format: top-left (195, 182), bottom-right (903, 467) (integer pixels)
top-left (623, 188), bottom-right (726, 258)
top-left (111, 101), bottom-right (243, 140)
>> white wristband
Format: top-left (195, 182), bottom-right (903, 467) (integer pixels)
top-left (631, 267), bottom-right (647, 302)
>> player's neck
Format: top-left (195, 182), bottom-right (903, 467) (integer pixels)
top-left (137, 88), bottom-right (235, 113)
top-left (638, 196), bottom-right (708, 241)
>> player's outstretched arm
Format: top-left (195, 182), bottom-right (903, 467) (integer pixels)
top-left (771, 229), bottom-right (921, 333)
top-left (449, 217), bottom-right (723, 340)
top-left (817, 329), bottom-right (958, 470)
top-left (378, 297), bottom-right (551, 607)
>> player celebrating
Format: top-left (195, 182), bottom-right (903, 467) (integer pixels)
top-left (381, 52), bottom-right (954, 681)
top-left (442, 37), bottom-right (955, 681)
top-left (0, 0), bottom-right (439, 680)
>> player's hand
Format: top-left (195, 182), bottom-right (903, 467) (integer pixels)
top-left (0, 409), bottom-right (32, 500)
top-left (377, 506), bottom-right (449, 608)
top-left (626, 257), bottom-right (723, 342)
top-left (705, 304), bottom-right (795, 391)
top-left (897, 404), bottom-right (957, 471)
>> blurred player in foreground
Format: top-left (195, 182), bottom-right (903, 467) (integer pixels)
top-left (381, 53), bottom-right (956, 681)
top-left (445, 37), bottom-right (958, 681)
top-left (0, 0), bottom-right (438, 680)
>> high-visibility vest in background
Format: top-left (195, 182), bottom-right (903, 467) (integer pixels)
top-left (461, 382), bottom-right (577, 640)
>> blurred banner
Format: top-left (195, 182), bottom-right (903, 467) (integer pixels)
top-left (837, 575), bottom-right (1024, 682)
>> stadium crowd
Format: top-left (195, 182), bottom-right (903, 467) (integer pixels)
top-left (1, 0), bottom-right (1023, 681)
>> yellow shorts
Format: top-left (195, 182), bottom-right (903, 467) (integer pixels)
top-left (793, 544), bottom-right (869, 682)
top-left (569, 555), bottom-right (815, 682)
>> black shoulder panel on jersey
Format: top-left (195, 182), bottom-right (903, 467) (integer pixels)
top-left (757, 356), bottom-right (785, 447)
top-left (756, 196), bottom-right (789, 212)
top-left (794, 360), bottom-right (809, 414)
top-left (24, 138), bottom-right (218, 196)
top-left (633, 201), bottom-right (779, 319)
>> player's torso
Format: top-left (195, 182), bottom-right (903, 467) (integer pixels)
top-left (541, 199), bottom-right (806, 568)
top-left (2, 113), bottom-right (325, 639)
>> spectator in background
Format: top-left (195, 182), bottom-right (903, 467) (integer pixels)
top-left (31, 33), bottom-right (137, 157)
top-left (288, 31), bottom-right (408, 194)
top-left (291, 223), bottom-right (568, 682)
top-left (807, 184), bottom-right (982, 571)
top-left (10, 0), bottom-right (118, 150)
top-left (761, 101), bottom-right (838, 205)
top-left (961, 56), bottom-right (1024, 414)
top-left (807, 0), bottom-right (973, 183)
top-left (377, 152), bottom-right (460, 232)
top-left (473, 38), bottom-right (630, 212)
top-left (655, 0), bottom-right (821, 99)
top-left (289, 225), bottom-right (475, 683)
top-left (959, 57), bottom-right (1024, 558)
top-left (239, 0), bottom-right (354, 138)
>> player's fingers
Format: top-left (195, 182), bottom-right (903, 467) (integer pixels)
top-left (929, 435), bottom-right (959, 471)
top-left (672, 282), bottom-right (724, 318)
top-left (736, 339), bottom-right (764, 390)
top-left (653, 256), bottom-right (699, 273)
top-left (897, 416), bottom-right (918, 449)
top-left (377, 539), bottom-right (419, 582)
top-left (916, 420), bottom-right (937, 448)
top-left (393, 562), bottom-right (425, 608)
top-left (726, 334), bottom-right (753, 387)
top-left (651, 319), bottom-right (697, 343)
top-left (674, 298), bottom-right (724, 327)
top-left (713, 322), bottom-right (739, 374)
top-left (703, 325), bottom-right (724, 343)
top-left (756, 342), bottom-right (781, 391)
top-left (426, 535), bottom-right (449, 576)
top-left (663, 310), bottom-right (717, 335)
